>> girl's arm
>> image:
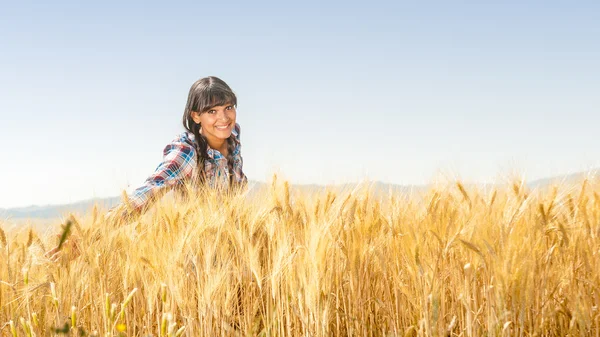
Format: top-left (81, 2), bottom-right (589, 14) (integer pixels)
top-left (120, 140), bottom-right (197, 216)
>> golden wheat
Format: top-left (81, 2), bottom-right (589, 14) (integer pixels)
top-left (1, 177), bottom-right (600, 336)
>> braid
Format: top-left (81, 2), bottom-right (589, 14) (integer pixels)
top-left (226, 136), bottom-right (236, 188)
top-left (191, 123), bottom-right (208, 184)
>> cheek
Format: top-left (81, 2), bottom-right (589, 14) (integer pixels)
top-left (200, 115), bottom-right (215, 125)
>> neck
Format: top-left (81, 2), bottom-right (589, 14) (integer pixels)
top-left (198, 129), bottom-right (224, 150)
top-left (207, 137), bottom-right (228, 155)
top-left (207, 138), bottom-right (226, 151)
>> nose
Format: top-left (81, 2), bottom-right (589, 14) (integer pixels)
top-left (217, 110), bottom-right (229, 121)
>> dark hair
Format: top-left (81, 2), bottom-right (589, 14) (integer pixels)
top-left (182, 76), bottom-right (238, 185)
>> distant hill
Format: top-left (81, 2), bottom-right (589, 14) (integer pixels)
top-left (527, 169), bottom-right (599, 189)
top-left (0, 196), bottom-right (121, 220)
top-left (1, 171), bottom-right (597, 220)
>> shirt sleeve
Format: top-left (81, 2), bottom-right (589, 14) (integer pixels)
top-left (126, 140), bottom-right (197, 214)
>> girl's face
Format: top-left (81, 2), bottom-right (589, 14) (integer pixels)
top-left (192, 103), bottom-right (237, 146)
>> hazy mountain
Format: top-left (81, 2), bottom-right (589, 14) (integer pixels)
top-left (527, 169), bottom-right (599, 189)
top-left (1, 171), bottom-right (596, 220)
top-left (0, 196), bottom-right (121, 220)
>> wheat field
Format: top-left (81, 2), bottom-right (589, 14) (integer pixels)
top-left (1, 176), bottom-right (600, 336)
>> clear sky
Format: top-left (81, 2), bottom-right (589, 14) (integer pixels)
top-left (1, 0), bottom-right (599, 208)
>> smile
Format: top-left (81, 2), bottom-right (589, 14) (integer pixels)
top-left (215, 124), bottom-right (230, 130)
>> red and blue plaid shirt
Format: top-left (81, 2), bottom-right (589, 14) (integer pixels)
top-left (126, 123), bottom-right (247, 213)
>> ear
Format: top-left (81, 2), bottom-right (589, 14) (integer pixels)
top-left (191, 111), bottom-right (202, 125)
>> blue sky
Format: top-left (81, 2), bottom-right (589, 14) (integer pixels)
top-left (1, 0), bottom-right (599, 208)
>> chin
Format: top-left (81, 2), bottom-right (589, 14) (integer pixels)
top-left (214, 132), bottom-right (232, 140)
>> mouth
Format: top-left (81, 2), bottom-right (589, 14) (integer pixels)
top-left (215, 123), bottom-right (231, 131)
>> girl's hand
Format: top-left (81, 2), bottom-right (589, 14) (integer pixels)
top-left (44, 218), bottom-right (81, 262)
top-left (44, 208), bottom-right (134, 262)
top-left (45, 235), bottom-right (81, 262)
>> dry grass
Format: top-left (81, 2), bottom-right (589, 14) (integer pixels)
top-left (1, 176), bottom-right (600, 336)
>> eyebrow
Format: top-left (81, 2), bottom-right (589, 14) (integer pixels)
top-left (205, 103), bottom-right (233, 112)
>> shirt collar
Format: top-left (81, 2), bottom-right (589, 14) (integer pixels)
top-left (187, 130), bottom-right (240, 160)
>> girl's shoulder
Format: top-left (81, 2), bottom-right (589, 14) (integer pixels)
top-left (163, 131), bottom-right (198, 155)
top-left (177, 131), bottom-right (197, 145)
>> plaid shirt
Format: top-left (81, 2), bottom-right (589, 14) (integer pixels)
top-left (126, 123), bottom-right (247, 213)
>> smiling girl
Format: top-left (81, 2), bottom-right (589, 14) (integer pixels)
top-left (46, 76), bottom-right (248, 259)
top-left (124, 76), bottom-right (247, 215)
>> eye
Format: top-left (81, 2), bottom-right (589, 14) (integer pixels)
top-left (226, 105), bottom-right (233, 110)
top-left (207, 110), bottom-right (216, 114)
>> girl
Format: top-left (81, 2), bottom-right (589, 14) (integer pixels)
top-left (122, 76), bottom-right (248, 216)
top-left (46, 76), bottom-right (247, 260)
